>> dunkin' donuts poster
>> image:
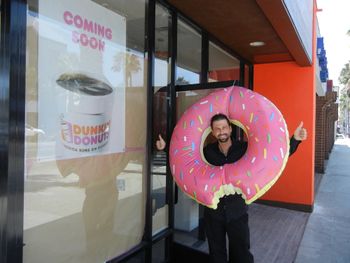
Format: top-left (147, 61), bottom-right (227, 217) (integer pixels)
top-left (37, 0), bottom-right (126, 160)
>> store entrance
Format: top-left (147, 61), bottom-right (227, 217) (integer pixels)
top-left (171, 81), bottom-right (240, 262)
top-left (151, 3), bottom-right (250, 261)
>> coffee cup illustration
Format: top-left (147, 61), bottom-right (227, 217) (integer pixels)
top-left (55, 73), bottom-right (114, 156)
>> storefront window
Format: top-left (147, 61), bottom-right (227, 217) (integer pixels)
top-left (208, 41), bottom-right (240, 82)
top-left (152, 3), bottom-right (170, 235)
top-left (24, 0), bottom-right (147, 262)
top-left (176, 19), bottom-right (201, 85)
top-left (174, 88), bottom-right (213, 242)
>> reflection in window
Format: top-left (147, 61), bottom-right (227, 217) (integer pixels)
top-left (24, 0), bottom-right (147, 262)
top-left (176, 89), bottom-right (214, 123)
top-left (152, 3), bottom-right (170, 236)
top-left (174, 89), bottom-right (214, 240)
top-left (209, 42), bottom-right (240, 82)
top-left (154, 4), bottom-right (170, 89)
top-left (176, 19), bottom-right (201, 85)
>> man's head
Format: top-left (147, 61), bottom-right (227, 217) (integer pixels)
top-left (210, 113), bottom-right (232, 143)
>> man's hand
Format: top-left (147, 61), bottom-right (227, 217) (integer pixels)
top-left (156, 134), bottom-right (166, 151)
top-left (293, 121), bottom-right (307, 141)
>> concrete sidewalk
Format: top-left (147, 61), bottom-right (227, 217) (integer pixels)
top-left (295, 138), bottom-right (350, 263)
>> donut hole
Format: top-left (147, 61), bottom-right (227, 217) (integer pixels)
top-left (203, 132), bottom-right (217, 147)
top-left (202, 122), bottom-right (248, 165)
top-left (230, 122), bottom-right (248, 143)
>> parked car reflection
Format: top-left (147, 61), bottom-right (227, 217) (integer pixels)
top-left (25, 124), bottom-right (46, 137)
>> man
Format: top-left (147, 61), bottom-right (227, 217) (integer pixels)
top-left (156, 113), bottom-right (307, 263)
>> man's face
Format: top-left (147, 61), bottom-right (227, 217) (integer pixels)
top-left (211, 119), bottom-right (232, 143)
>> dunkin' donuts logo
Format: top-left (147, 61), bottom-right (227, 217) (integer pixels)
top-left (60, 118), bottom-right (110, 152)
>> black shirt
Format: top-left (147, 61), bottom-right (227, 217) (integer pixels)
top-left (203, 136), bottom-right (301, 221)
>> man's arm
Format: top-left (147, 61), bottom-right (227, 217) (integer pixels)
top-left (289, 136), bottom-right (301, 156)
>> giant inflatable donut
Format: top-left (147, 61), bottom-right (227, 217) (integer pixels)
top-left (169, 86), bottom-right (290, 209)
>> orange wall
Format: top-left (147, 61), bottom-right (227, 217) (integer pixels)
top-left (253, 2), bottom-right (316, 206)
top-left (254, 62), bottom-right (315, 205)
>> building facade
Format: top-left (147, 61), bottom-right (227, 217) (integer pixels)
top-left (0, 0), bottom-right (335, 262)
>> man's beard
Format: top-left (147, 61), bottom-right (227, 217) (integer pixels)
top-left (218, 134), bottom-right (230, 143)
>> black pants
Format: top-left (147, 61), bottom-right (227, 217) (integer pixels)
top-left (204, 211), bottom-right (254, 263)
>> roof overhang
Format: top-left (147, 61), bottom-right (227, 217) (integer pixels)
top-left (167, 0), bottom-right (312, 66)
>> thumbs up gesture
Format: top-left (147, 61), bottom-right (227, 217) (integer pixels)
top-left (293, 121), bottom-right (307, 141)
top-left (156, 134), bottom-right (166, 151)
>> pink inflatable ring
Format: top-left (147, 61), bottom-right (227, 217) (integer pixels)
top-left (169, 86), bottom-right (290, 209)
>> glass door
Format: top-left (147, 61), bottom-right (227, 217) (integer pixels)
top-left (172, 18), bottom-right (210, 255)
top-left (151, 3), bottom-right (171, 238)
top-left (173, 18), bottom-right (245, 258)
